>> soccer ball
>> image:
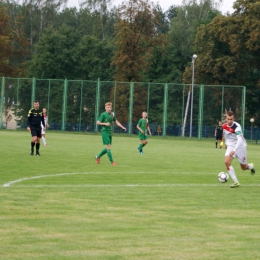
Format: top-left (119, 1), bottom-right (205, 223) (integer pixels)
top-left (218, 172), bottom-right (229, 183)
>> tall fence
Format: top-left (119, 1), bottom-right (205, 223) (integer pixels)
top-left (0, 76), bottom-right (254, 139)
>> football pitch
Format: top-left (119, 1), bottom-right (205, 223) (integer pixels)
top-left (1, 131), bottom-right (260, 260)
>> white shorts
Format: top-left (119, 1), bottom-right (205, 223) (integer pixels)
top-left (225, 146), bottom-right (247, 165)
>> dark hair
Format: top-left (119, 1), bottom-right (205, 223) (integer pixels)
top-left (34, 100), bottom-right (39, 103)
top-left (227, 111), bottom-right (234, 116)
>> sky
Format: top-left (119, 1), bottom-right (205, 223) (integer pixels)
top-left (67, 0), bottom-right (236, 14)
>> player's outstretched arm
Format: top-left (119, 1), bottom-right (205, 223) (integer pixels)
top-left (115, 120), bottom-right (126, 131)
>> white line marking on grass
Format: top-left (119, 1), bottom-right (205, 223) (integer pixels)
top-left (2, 171), bottom-right (199, 187)
top-left (3, 172), bottom-right (201, 187)
top-left (3, 171), bottom-right (258, 187)
top-left (3, 184), bottom-right (260, 188)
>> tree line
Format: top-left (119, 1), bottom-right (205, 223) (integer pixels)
top-left (0, 0), bottom-right (259, 127)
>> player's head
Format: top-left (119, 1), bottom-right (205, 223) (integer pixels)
top-left (33, 100), bottom-right (39, 109)
top-left (105, 102), bottom-right (112, 113)
top-left (42, 108), bottom-right (47, 114)
top-left (142, 112), bottom-right (147, 119)
top-left (226, 111), bottom-right (234, 126)
top-left (218, 121), bottom-right (222, 126)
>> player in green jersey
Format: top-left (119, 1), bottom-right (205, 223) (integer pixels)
top-left (95, 102), bottom-right (126, 166)
top-left (136, 112), bottom-right (152, 154)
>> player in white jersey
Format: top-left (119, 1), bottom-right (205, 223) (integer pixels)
top-left (41, 108), bottom-right (49, 146)
top-left (222, 111), bottom-right (255, 188)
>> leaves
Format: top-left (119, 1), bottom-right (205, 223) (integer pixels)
top-left (111, 0), bottom-right (167, 82)
top-left (0, 6), bottom-right (30, 77)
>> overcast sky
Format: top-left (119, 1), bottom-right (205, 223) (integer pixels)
top-left (67, 0), bottom-right (235, 14)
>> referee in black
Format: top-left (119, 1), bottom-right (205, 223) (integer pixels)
top-left (214, 121), bottom-right (223, 148)
top-left (27, 100), bottom-right (45, 156)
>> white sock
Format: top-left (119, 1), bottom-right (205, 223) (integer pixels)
top-left (228, 166), bottom-right (239, 183)
top-left (248, 164), bottom-right (253, 170)
top-left (42, 137), bottom-right (46, 145)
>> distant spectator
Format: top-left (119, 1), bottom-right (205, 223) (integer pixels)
top-left (157, 125), bottom-right (162, 136)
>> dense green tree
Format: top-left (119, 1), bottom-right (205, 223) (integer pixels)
top-left (183, 0), bottom-right (260, 124)
top-left (169, 0), bottom-right (221, 70)
top-left (78, 0), bottom-right (117, 40)
top-left (56, 7), bottom-right (80, 28)
top-left (22, 0), bottom-right (68, 47)
top-left (27, 25), bottom-right (80, 79)
top-left (78, 36), bottom-right (115, 80)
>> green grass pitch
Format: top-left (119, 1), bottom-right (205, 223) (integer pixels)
top-left (0, 130), bottom-right (260, 259)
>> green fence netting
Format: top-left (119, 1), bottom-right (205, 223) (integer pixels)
top-left (1, 77), bottom-right (253, 140)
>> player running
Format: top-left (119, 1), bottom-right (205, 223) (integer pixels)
top-left (136, 112), bottom-right (152, 154)
top-left (222, 111), bottom-right (255, 188)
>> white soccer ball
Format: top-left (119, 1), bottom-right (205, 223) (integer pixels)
top-left (218, 172), bottom-right (229, 183)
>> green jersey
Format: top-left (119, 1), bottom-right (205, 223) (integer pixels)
top-left (98, 111), bottom-right (117, 134)
top-left (138, 118), bottom-right (148, 134)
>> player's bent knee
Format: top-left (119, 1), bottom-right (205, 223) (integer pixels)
top-left (240, 164), bottom-right (247, 170)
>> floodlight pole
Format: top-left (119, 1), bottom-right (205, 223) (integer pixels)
top-left (250, 118), bottom-right (254, 140)
top-left (190, 54), bottom-right (197, 137)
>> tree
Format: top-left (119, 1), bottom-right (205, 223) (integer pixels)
top-left (111, 0), bottom-right (167, 82)
top-left (183, 0), bottom-right (260, 124)
top-left (0, 6), bottom-right (29, 77)
top-left (20, 0), bottom-right (67, 48)
top-left (27, 25), bottom-right (80, 79)
top-left (78, 35), bottom-right (115, 80)
top-left (79, 0), bottom-right (116, 40)
top-left (168, 0), bottom-right (221, 72)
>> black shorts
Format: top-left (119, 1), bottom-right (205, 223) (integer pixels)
top-left (31, 128), bottom-right (42, 138)
top-left (216, 134), bottom-right (222, 140)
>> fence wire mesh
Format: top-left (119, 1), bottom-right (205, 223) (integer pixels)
top-left (1, 77), bottom-right (256, 140)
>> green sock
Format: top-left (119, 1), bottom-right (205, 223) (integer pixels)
top-left (138, 144), bottom-right (143, 150)
top-left (97, 148), bottom-right (107, 158)
top-left (106, 149), bottom-right (113, 163)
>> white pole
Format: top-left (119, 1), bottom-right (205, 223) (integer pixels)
top-left (190, 54), bottom-right (197, 137)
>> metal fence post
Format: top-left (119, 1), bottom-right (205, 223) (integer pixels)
top-left (128, 82), bottom-right (134, 135)
top-left (0, 76), bottom-right (5, 129)
top-left (95, 78), bottom-right (101, 132)
top-left (79, 81), bottom-right (83, 131)
top-left (147, 83), bottom-right (150, 116)
top-left (163, 83), bottom-right (168, 137)
top-left (241, 86), bottom-right (246, 132)
top-left (31, 77), bottom-right (36, 107)
top-left (47, 79), bottom-right (51, 122)
top-left (198, 84), bottom-right (204, 140)
top-left (221, 85), bottom-right (224, 120)
top-left (62, 79), bottom-right (68, 131)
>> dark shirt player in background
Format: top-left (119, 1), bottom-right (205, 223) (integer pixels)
top-left (27, 100), bottom-right (45, 156)
top-left (215, 121), bottom-right (223, 148)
